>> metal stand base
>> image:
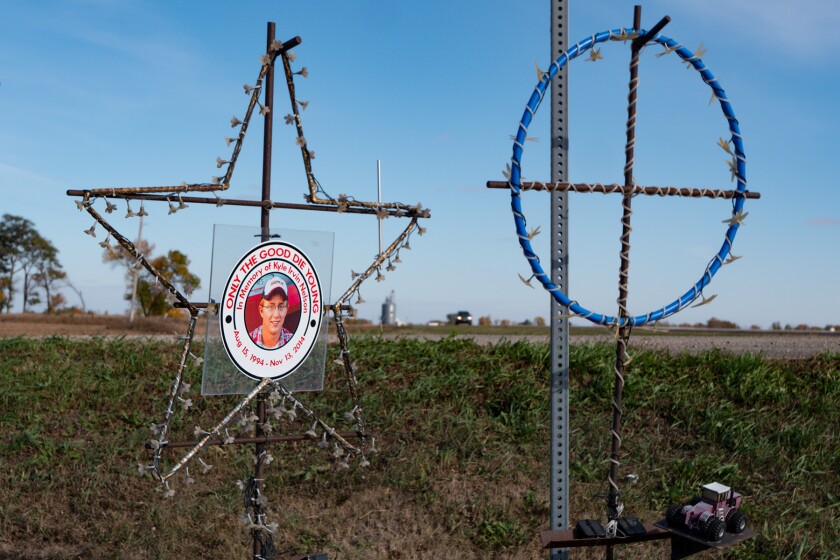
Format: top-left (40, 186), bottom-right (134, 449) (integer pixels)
top-left (654, 519), bottom-right (758, 560)
top-left (542, 521), bottom-right (670, 549)
top-left (541, 518), bottom-right (757, 558)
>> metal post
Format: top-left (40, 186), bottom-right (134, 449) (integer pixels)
top-left (253, 21), bottom-right (276, 560)
top-left (128, 213), bottom-right (144, 322)
top-left (377, 160), bottom-right (383, 259)
top-left (261, 23), bottom-right (276, 243)
top-left (549, 0), bottom-right (570, 559)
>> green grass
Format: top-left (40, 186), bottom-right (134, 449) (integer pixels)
top-left (0, 336), bottom-right (837, 559)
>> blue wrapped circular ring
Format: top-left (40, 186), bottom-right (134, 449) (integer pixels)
top-left (509, 28), bottom-right (747, 327)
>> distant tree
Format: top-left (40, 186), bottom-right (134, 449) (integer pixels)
top-left (49, 292), bottom-right (67, 313)
top-left (0, 214), bottom-right (37, 312)
top-left (706, 317), bottom-right (738, 329)
top-left (0, 215), bottom-right (65, 313)
top-left (103, 238), bottom-right (154, 317)
top-left (534, 316), bottom-right (546, 327)
top-left (771, 321), bottom-right (782, 330)
top-left (0, 276), bottom-right (9, 312)
top-left (0, 247), bottom-right (7, 312)
top-left (104, 243), bottom-right (200, 317)
top-left (136, 250), bottom-right (200, 316)
top-left (63, 278), bottom-right (86, 314)
top-left (500, 319), bottom-right (511, 327)
top-left (29, 234), bottom-right (65, 313)
top-left (18, 240), bottom-right (41, 312)
top-left (478, 315), bottom-right (492, 326)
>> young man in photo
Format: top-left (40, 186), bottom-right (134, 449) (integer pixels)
top-left (250, 277), bottom-right (293, 349)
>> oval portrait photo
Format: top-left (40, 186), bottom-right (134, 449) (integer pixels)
top-left (243, 273), bottom-right (301, 350)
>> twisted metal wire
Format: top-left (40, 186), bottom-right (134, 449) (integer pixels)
top-left (604, 27), bottom-right (643, 533)
top-left (327, 216), bottom-right (420, 448)
top-left (607, 336), bottom-right (628, 505)
top-left (76, 42), bottom-right (431, 218)
top-left (278, 48), bottom-right (319, 197)
top-left (269, 382), bottom-right (361, 454)
top-left (277, 47), bottom-right (428, 216)
top-left (79, 199), bottom-right (202, 482)
top-left (495, 181), bottom-right (756, 200)
top-left (85, 50), bottom-right (274, 198)
top-left (160, 378), bottom-right (271, 482)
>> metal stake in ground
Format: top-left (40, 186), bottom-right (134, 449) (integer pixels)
top-left (606, 7), bottom-right (671, 559)
top-left (252, 21), bottom-right (277, 560)
top-left (548, 1), bottom-right (570, 559)
top-left (69, 18), bottom-right (429, 560)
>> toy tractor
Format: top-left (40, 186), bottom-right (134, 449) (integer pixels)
top-left (666, 482), bottom-right (748, 542)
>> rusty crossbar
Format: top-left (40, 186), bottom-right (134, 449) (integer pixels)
top-left (65, 189), bottom-right (431, 218)
top-left (486, 181), bottom-right (759, 199)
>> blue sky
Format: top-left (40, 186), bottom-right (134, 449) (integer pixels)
top-left (2, 0), bottom-right (838, 328)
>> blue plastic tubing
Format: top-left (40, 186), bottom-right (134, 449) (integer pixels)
top-left (509, 28), bottom-right (747, 327)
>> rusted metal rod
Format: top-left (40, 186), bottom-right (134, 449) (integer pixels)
top-left (173, 301), bottom-right (351, 313)
top-left (147, 431), bottom-right (362, 450)
top-left (485, 181), bottom-right (759, 199)
top-left (65, 190), bottom-right (431, 218)
top-left (278, 33), bottom-right (318, 197)
top-left (252, 22), bottom-right (276, 560)
top-left (275, 36), bottom-right (302, 55)
top-left (70, 184), bottom-right (220, 195)
top-left (607, 8), bottom-right (659, 560)
top-left (632, 15), bottom-right (671, 51)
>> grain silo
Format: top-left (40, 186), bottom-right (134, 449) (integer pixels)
top-left (381, 291), bottom-right (397, 326)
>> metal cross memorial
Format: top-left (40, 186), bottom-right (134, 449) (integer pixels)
top-left (488, 6), bottom-right (758, 557)
top-left (67, 22), bottom-right (429, 559)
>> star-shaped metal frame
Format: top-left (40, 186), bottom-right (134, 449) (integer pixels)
top-left (67, 24), bottom-right (430, 551)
